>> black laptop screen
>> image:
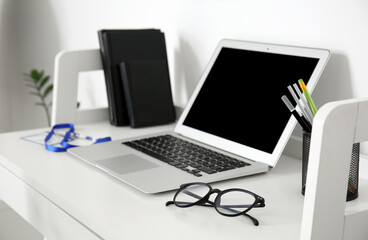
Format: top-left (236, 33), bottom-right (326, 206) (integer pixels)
top-left (183, 47), bottom-right (319, 154)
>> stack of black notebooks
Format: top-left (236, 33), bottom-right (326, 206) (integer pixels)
top-left (98, 29), bottom-right (176, 127)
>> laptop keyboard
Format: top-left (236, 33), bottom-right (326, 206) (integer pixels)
top-left (123, 135), bottom-right (250, 177)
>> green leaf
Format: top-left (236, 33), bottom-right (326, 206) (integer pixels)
top-left (42, 84), bottom-right (53, 98)
top-left (38, 76), bottom-right (50, 89)
top-left (30, 69), bottom-right (39, 81)
top-left (30, 69), bottom-right (44, 83)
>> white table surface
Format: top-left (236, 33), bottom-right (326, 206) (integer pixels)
top-left (0, 122), bottom-right (367, 239)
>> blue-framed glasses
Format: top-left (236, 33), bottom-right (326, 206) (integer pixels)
top-left (166, 182), bottom-right (265, 226)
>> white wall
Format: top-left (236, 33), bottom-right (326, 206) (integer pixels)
top-left (3, 1), bottom-right (368, 147)
top-left (0, 0), bottom-right (20, 132)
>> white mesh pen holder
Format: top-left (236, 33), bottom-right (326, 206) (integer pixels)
top-left (301, 131), bottom-right (359, 201)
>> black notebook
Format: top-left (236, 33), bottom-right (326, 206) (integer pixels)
top-left (120, 60), bottom-right (176, 128)
top-left (98, 29), bottom-right (168, 126)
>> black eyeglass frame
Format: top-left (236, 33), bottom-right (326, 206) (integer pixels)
top-left (166, 182), bottom-right (265, 226)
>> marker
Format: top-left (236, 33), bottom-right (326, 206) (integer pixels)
top-left (287, 85), bottom-right (312, 124)
top-left (298, 79), bottom-right (317, 115)
top-left (282, 95), bottom-right (312, 132)
top-left (292, 83), bottom-right (314, 122)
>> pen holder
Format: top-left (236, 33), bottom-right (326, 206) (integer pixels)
top-left (301, 131), bottom-right (359, 201)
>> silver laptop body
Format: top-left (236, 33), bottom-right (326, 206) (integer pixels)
top-left (68, 39), bottom-right (330, 193)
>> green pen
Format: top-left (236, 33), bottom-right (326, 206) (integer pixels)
top-left (298, 79), bottom-right (317, 115)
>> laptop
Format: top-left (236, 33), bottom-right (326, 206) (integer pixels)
top-left (68, 39), bottom-right (330, 193)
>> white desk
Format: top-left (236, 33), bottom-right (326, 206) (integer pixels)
top-left (0, 122), bottom-right (368, 240)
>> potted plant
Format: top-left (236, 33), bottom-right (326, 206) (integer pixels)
top-left (23, 69), bottom-right (53, 126)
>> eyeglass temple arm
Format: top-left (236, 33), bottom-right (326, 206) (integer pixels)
top-left (165, 188), bottom-right (206, 207)
top-left (179, 189), bottom-right (216, 206)
top-left (166, 201), bottom-right (175, 206)
top-left (165, 200), bottom-right (215, 207)
top-left (166, 201), bottom-right (260, 226)
top-left (244, 198), bottom-right (265, 225)
top-left (244, 213), bottom-right (259, 226)
top-left (216, 201), bottom-right (264, 226)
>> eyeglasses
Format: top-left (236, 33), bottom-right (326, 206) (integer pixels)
top-left (165, 182), bottom-right (265, 226)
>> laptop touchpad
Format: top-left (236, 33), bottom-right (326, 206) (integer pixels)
top-left (96, 154), bottom-right (159, 175)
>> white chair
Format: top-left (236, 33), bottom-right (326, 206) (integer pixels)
top-left (301, 97), bottom-right (368, 240)
top-left (51, 49), bottom-right (109, 125)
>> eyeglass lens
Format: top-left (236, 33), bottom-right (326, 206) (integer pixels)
top-left (175, 183), bottom-right (211, 206)
top-left (215, 190), bottom-right (256, 215)
top-left (175, 184), bottom-right (256, 216)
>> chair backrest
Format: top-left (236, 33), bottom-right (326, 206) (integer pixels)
top-left (51, 49), bottom-right (109, 126)
top-left (300, 97), bottom-right (368, 240)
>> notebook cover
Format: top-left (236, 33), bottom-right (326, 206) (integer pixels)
top-left (120, 60), bottom-right (176, 128)
top-left (98, 29), bottom-right (165, 126)
top-left (98, 31), bottom-right (117, 125)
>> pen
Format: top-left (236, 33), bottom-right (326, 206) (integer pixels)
top-left (298, 79), bottom-right (318, 115)
top-left (53, 131), bottom-right (93, 141)
top-left (71, 132), bottom-right (93, 140)
top-left (287, 85), bottom-right (312, 124)
top-left (281, 95), bottom-right (312, 132)
top-left (292, 83), bottom-right (314, 122)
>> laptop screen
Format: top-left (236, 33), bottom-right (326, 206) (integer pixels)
top-left (175, 39), bottom-right (330, 167)
top-left (182, 47), bottom-right (319, 154)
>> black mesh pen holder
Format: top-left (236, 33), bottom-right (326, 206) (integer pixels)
top-left (301, 131), bottom-right (359, 201)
